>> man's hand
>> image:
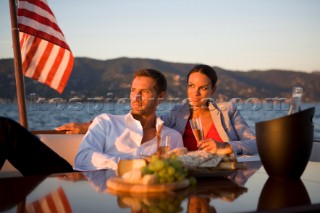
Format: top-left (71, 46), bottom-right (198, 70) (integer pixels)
top-left (55, 122), bottom-right (91, 134)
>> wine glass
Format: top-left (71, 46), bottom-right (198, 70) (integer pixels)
top-left (189, 117), bottom-right (204, 142)
top-left (158, 135), bottom-right (171, 156)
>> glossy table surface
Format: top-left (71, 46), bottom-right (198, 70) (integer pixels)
top-left (1, 160), bottom-right (320, 213)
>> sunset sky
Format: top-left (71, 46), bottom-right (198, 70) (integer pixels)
top-left (0, 0), bottom-right (319, 72)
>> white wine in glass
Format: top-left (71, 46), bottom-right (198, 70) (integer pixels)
top-left (189, 118), bottom-right (204, 142)
top-left (158, 146), bottom-right (170, 155)
top-left (158, 135), bottom-right (170, 155)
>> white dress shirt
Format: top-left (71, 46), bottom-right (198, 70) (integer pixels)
top-left (74, 112), bottom-right (183, 171)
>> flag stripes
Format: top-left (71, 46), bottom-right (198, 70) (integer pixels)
top-left (17, 0), bottom-right (73, 93)
top-left (25, 187), bottom-right (72, 213)
top-left (18, 0), bottom-right (69, 49)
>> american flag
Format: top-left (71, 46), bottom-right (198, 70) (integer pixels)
top-left (25, 187), bottom-right (72, 213)
top-left (17, 0), bottom-right (74, 93)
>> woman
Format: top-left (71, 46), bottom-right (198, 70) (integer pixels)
top-left (56, 65), bottom-right (257, 156)
top-left (161, 64), bottom-right (257, 156)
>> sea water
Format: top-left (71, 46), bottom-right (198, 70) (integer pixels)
top-left (0, 102), bottom-right (319, 140)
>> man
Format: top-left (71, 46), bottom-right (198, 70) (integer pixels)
top-left (74, 69), bottom-right (183, 171)
top-left (0, 69), bottom-right (183, 175)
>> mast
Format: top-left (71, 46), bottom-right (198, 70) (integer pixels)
top-left (9, 0), bottom-right (28, 128)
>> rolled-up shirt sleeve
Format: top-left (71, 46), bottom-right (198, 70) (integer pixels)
top-left (74, 116), bottom-right (120, 171)
top-left (91, 152), bottom-right (119, 170)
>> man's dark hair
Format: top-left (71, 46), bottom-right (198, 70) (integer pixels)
top-left (132, 69), bottom-right (167, 94)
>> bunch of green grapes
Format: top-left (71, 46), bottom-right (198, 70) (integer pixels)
top-left (142, 155), bottom-right (188, 184)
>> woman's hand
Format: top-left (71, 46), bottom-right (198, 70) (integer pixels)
top-left (55, 122), bottom-right (91, 134)
top-left (197, 138), bottom-right (233, 155)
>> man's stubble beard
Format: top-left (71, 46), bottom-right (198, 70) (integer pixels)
top-left (131, 102), bottom-right (158, 116)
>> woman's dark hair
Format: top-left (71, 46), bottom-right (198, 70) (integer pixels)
top-left (187, 64), bottom-right (218, 88)
top-left (132, 69), bottom-right (167, 94)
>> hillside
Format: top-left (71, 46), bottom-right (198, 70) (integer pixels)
top-left (1, 57), bottom-right (319, 102)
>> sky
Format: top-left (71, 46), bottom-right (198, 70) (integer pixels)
top-left (0, 0), bottom-right (320, 72)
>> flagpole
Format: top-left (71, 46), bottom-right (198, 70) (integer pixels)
top-left (9, 0), bottom-right (28, 128)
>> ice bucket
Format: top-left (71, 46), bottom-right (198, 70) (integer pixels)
top-left (255, 107), bottom-right (314, 179)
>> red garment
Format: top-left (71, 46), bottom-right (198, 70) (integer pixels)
top-left (183, 121), bottom-right (198, 151)
top-left (205, 121), bottom-right (223, 142)
top-left (183, 119), bottom-right (223, 151)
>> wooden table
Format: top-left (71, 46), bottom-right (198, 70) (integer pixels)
top-left (1, 160), bottom-right (320, 213)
